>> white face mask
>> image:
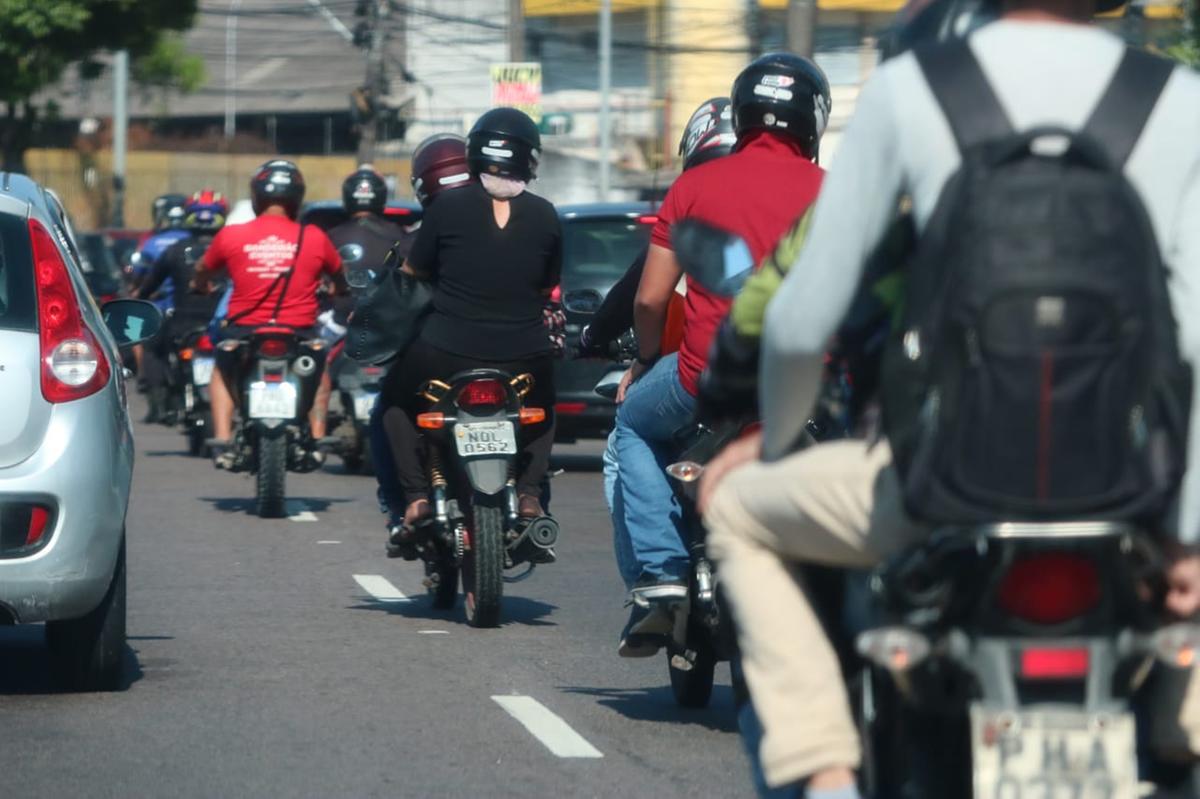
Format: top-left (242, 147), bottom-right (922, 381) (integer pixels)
top-left (479, 173), bottom-right (527, 199)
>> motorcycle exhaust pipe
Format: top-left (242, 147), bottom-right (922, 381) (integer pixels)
top-left (525, 517), bottom-right (559, 549)
top-left (293, 354), bottom-right (318, 377)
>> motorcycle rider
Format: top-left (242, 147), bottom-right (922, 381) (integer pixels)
top-left (701, 4), bottom-right (1200, 797)
top-left (612, 57), bottom-right (830, 658)
top-left (133, 193), bottom-right (190, 422)
top-left (383, 108), bottom-right (561, 547)
top-left (137, 190), bottom-right (230, 421)
top-left (192, 159), bottom-right (346, 466)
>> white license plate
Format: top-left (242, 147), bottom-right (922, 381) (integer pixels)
top-left (353, 392), bottom-right (378, 422)
top-left (192, 357), bottom-right (214, 387)
top-left (247, 381), bottom-right (298, 420)
top-left (971, 706), bottom-right (1137, 799)
top-left (454, 421), bottom-right (516, 457)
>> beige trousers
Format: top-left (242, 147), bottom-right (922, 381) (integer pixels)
top-left (704, 438), bottom-right (1200, 789)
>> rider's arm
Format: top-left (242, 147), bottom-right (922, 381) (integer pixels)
top-left (192, 228), bottom-right (228, 293)
top-left (584, 250), bottom-right (646, 352)
top-left (633, 244), bottom-right (680, 362)
top-left (136, 245), bottom-right (175, 300)
top-left (1169, 155), bottom-right (1200, 544)
top-left (319, 228), bottom-right (349, 296)
top-left (542, 215), bottom-right (563, 298)
top-left (760, 69), bottom-right (905, 460)
top-left (401, 198), bottom-right (442, 281)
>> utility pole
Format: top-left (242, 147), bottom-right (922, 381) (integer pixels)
top-left (358, 0), bottom-right (388, 163)
top-left (225, 0), bottom-right (241, 141)
top-left (508, 0), bottom-right (525, 62)
top-left (787, 0), bottom-right (817, 57)
top-left (112, 50), bottom-right (128, 228)
top-left (598, 0), bottom-right (612, 201)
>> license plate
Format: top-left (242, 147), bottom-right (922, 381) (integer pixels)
top-left (192, 357), bottom-right (214, 387)
top-left (454, 421), bottom-right (517, 457)
top-left (971, 706), bottom-right (1137, 799)
top-left (353, 392), bottom-right (378, 422)
top-left (247, 381), bottom-right (298, 420)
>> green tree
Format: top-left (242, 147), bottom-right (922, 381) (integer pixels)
top-left (0, 0), bottom-right (200, 171)
top-left (1164, 0), bottom-right (1200, 65)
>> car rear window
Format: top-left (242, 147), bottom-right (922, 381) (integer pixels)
top-left (561, 217), bottom-right (653, 288)
top-left (0, 214), bottom-right (36, 332)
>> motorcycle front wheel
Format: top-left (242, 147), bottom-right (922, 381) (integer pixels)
top-left (255, 428), bottom-right (288, 519)
top-left (463, 503), bottom-right (504, 628)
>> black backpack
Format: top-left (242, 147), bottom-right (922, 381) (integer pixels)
top-left (881, 41), bottom-right (1192, 525)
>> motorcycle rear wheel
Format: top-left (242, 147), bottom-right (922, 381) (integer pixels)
top-left (255, 429), bottom-right (288, 519)
top-left (187, 413), bottom-right (210, 457)
top-left (463, 503), bottom-right (504, 628)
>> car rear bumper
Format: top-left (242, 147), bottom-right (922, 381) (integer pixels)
top-left (554, 395), bottom-right (616, 441)
top-left (0, 387), bottom-right (133, 623)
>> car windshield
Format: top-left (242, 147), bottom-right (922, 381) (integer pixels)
top-left (0, 214), bottom-right (36, 332)
top-left (561, 217), bottom-right (653, 290)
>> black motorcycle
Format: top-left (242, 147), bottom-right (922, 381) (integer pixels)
top-left (404, 369), bottom-right (559, 628)
top-left (326, 352), bottom-right (384, 474)
top-left (219, 327), bottom-right (327, 518)
top-left (172, 326), bottom-right (217, 456)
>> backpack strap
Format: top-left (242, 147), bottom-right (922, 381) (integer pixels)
top-left (915, 40), bottom-right (1014, 151)
top-left (1081, 47), bottom-right (1174, 169)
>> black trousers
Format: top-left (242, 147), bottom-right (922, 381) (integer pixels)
top-left (381, 339), bottom-right (556, 506)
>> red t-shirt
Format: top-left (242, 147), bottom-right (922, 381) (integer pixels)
top-left (652, 132), bottom-right (824, 395)
top-left (204, 215), bottom-right (342, 328)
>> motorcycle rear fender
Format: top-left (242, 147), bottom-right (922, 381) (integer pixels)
top-left (465, 457), bottom-right (511, 496)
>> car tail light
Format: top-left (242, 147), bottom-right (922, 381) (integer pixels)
top-left (197, 334), bottom-right (215, 353)
top-left (1021, 647), bottom-right (1090, 679)
top-left (258, 338), bottom-right (288, 358)
top-left (555, 402), bottom-right (587, 415)
top-left (363, 366), bottom-right (383, 376)
top-left (996, 552), bottom-right (1101, 625)
top-left (637, 214), bottom-right (659, 225)
top-left (458, 379), bottom-right (505, 409)
top-left (30, 219), bottom-right (111, 403)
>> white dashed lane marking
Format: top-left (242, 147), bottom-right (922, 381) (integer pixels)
top-left (316, 540), bottom-right (341, 544)
top-left (491, 695), bottom-right (604, 759)
top-left (418, 630), bottom-right (449, 635)
top-left (353, 574), bottom-right (408, 603)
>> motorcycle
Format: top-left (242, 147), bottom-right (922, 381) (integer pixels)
top-left (325, 350), bottom-right (384, 474)
top-left (403, 369), bottom-right (559, 628)
top-left (218, 328), bottom-right (327, 518)
top-left (172, 326), bottom-right (217, 456)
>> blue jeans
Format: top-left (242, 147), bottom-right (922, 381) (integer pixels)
top-left (370, 394), bottom-right (401, 516)
top-left (604, 430), bottom-right (639, 590)
top-left (611, 354), bottom-right (695, 583)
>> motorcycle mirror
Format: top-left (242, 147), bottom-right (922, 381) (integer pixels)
top-left (562, 288), bottom-right (603, 315)
top-left (670, 219), bottom-right (755, 298)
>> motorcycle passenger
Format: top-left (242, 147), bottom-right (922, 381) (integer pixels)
top-left (701, 5), bottom-right (1200, 797)
top-left (612, 56), bottom-right (830, 658)
top-left (382, 108), bottom-right (561, 547)
top-left (192, 159), bottom-right (346, 466)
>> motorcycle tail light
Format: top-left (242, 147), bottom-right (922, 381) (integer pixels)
top-left (996, 552), bottom-right (1100, 625)
top-left (263, 371), bottom-right (284, 384)
top-left (856, 627), bottom-right (931, 672)
top-left (666, 461), bottom-right (704, 483)
top-left (179, 347), bottom-right (194, 361)
top-left (1151, 624), bottom-right (1200, 669)
top-left (519, 407), bottom-right (546, 425)
top-left (458, 379), bottom-right (505, 409)
top-left (258, 338), bottom-right (288, 358)
top-left (1021, 647), bottom-right (1089, 679)
top-left (197, 334), bottom-right (214, 353)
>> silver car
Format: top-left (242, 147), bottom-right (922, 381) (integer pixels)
top-left (0, 174), bottom-right (161, 690)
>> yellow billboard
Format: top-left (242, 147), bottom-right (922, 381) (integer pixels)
top-left (524, 0), bottom-right (660, 15)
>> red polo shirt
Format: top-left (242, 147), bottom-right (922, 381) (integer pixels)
top-left (652, 131), bottom-right (824, 395)
top-left (204, 215), bottom-right (342, 328)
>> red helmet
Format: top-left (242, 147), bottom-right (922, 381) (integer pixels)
top-left (410, 134), bottom-right (472, 207)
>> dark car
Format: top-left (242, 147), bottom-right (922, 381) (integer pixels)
top-left (76, 232), bottom-right (127, 303)
top-left (554, 203), bottom-right (657, 442)
top-left (299, 199), bottom-right (423, 232)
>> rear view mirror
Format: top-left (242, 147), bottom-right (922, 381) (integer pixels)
top-left (670, 219), bottom-right (755, 298)
top-left (562, 288), bottom-right (603, 315)
top-left (101, 299), bottom-right (164, 348)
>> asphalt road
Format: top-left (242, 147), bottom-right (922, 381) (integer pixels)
top-left (0, 396), bottom-right (753, 799)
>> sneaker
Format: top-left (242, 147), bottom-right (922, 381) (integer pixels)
top-left (630, 574), bottom-right (688, 608)
top-left (618, 603), bottom-right (674, 658)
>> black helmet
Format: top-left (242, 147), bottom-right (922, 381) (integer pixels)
top-left (467, 107), bottom-right (542, 182)
top-left (678, 97), bottom-right (736, 171)
top-left (342, 165), bottom-right (388, 215)
top-left (731, 53), bottom-right (832, 160)
top-left (152, 193), bottom-right (188, 231)
top-left (411, 134), bottom-right (472, 207)
top-left (878, 0), bottom-right (997, 60)
top-left (250, 159), bottom-right (306, 218)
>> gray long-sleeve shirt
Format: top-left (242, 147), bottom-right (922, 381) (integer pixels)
top-left (762, 20), bottom-right (1200, 540)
